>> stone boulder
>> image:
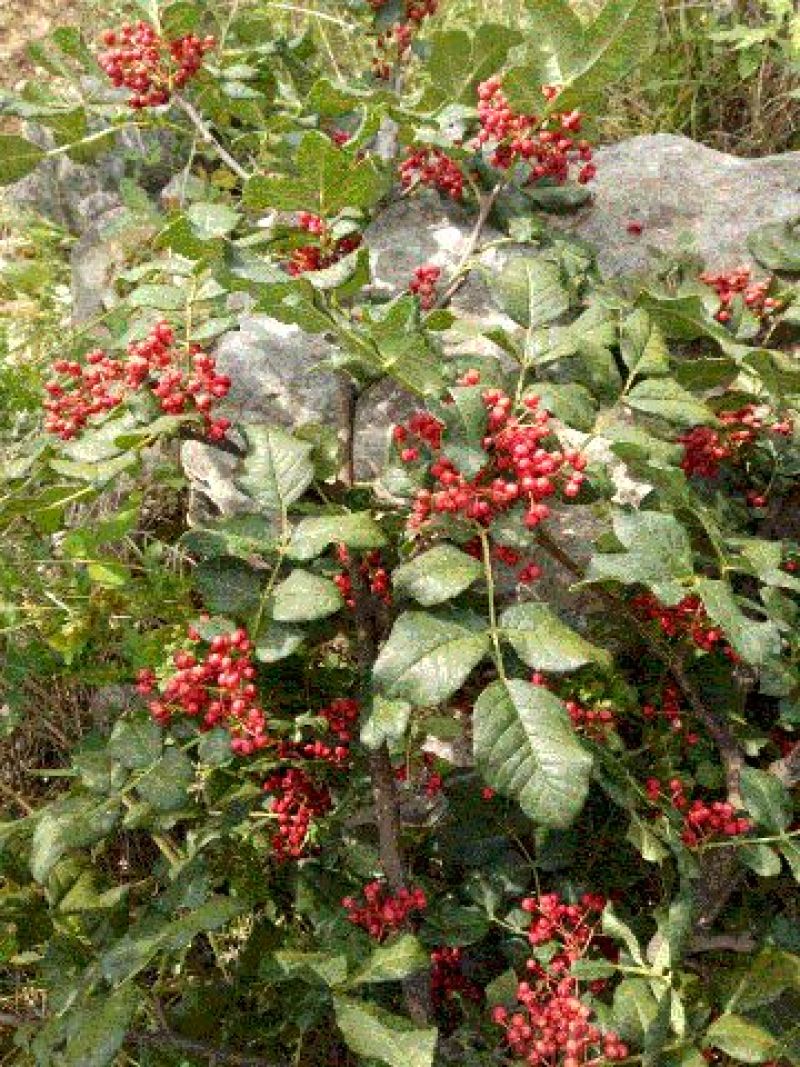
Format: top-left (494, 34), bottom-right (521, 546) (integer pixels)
top-left (554, 133), bottom-right (800, 277)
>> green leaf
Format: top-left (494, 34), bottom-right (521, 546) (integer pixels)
top-left (748, 220), bottom-right (800, 272)
top-left (255, 620), bottom-right (305, 662)
top-left (603, 907), bottom-right (646, 966)
top-left (267, 950), bottom-right (349, 987)
top-left (108, 716), bottom-right (162, 770)
top-left (361, 696), bottom-right (412, 750)
top-left (101, 897), bottom-right (243, 984)
top-left (727, 949), bottom-right (800, 1012)
top-left (62, 986), bottom-right (138, 1067)
top-left (636, 290), bottom-right (744, 355)
top-left (186, 201), bottom-right (241, 240)
top-left (287, 512), bottom-right (386, 561)
top-left (534, 382), bottom-right (597, 431)
top-left (779, 838), bottom-right (800, 881)
top-left (31, 796), bottom-right (120, 884)
top-left (705, 1014), bottom-right (779, 1063)
top-left (473, 679), bottom-right (592, 828)
top-left (127, 284), bottom-right (186, 311)
top-left (0, 134), bottom-right (45, 185)
top-left (237, 425), bottom-right (315, 515)
top-left (334, 996), bottom-right (438, 1067)
top-left (613, 977), bottom-right (658, 1043)
top-left (587, 510), bottom-right (694, 603)
top-left (694, 578), bottom-right (782, 667)
top-left (136, 748), bottom-right (194, 812)
top-left (350, 935), bottom-right (429, 985)
top-left (423, 24), bottom-right (523, 105)
top-left (393, 545), bottom-right (482, 607)
top-left (739, 842), bottom-right (783, 877)
top-left (500, 602), bottom-right (611, 672)
top-left (620, 310), bottom-right (670, 377)
top-left (487, 257), bottom-right (569, 329)
top-left (373, 611), bottom-right (490, 705)
top-left (739, 767), bottom-right (792, 832)
top-left (626, 378), bottom-right (715, 426)
top-left (194, 556), bottom-right (264, 615)
top-left (271, 569), bottom-right (343, 621)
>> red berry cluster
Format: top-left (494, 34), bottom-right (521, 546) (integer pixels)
top-left (44, 321), bottom-right (232, 442)
top-left (431, 946), bottom-right (483, 1013)
top-left (699, 266), bottom-right (780, 323)
top-left (399, 147), bottom-right (465, 200)
top-left (409, 264), bottom-right (442, 310)
top-left (43, 351), bottom-right (127, 439)
top-left (473, 76), bottom-right (596, 185)
top-left (286, 213), bottom-right (362, 276)
top-left (565, 700), bottom-right (616, 741)
top-left (342, 881), bottom-right (427, 941)
top-left (99, 21), bottom-right (214, 109)
top-left (642, 681), bottom-right (699, 747)
top-left (645, 779), bottom-right (751, 848)
top-left (137, 626), bottom-right (267, 755)
top-left (263, 767), bottom-right (332, 861)
top-left (465, 538), bottom-right (544, 587)
top-left (333, 545), bottom-right (392, 608)
top-left (395, 752), bottom-right (444, 797)
top-left (632, 593), bottom-right (735, 659)
top-left (275, 697), bottom-right (360, 768)
top-left (396, 376), bottom-right (587, 534)
top-left (679, 404), bottom-right (792, 482)
top-left (368, 0), bottom-right (438, 79)
top-left (492, 893), bottom-right (628, 1067)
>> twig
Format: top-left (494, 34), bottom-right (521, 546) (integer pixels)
top-left (436, 181), bottom-right (505, 308)
top-left (173, 96), bottom-right (250, 183)
top-left (770, 740), bottom-right (800, 788)
top-left (689, 932), bottom-right (757, 954)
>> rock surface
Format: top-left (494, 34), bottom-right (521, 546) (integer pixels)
top-left (555, 134), bottom-right (800, 277)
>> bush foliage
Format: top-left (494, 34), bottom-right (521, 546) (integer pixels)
top-left (0, 1), bottom-right (799, 1065)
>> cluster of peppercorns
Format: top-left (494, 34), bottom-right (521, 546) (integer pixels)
top-left (367, 0), bottom-right (438, 79)
top-left (274, 697), bottom-right (360, 768)
top-left (465, 538), bottom-right (544, 586)
top-left (137, 626), bottom-right (268, 755)
top-left (395, 751), bottom-right (444, 797)
top-left (44, 321), bottom-right (232, 442)
top-left (430, 946), bottom-right (483, 1015)
top-left (565, 700), bottom-right (616, 741)
top-left (492, 893), bottom-right (628, 1067)
top-left (43, 351), bottom-right (127, 439)
top-left (642, 681), bottom-right (699, 746)
top-left (286, 213), bottom-right (362, 276)
top-left (473, 76), bottom-right (596, 185)
top-left (631, 592), bottom-right (736, 659)
top-left (409, 264), bottom-right (442, 310)
top-left (263, 766), bottom-right (333, 861)
top-left (333, 545), bottom-right (392, 609)
top-left (399, 146), bottom-right (465, 199)
top-left (679, 403), bottom-right (792, 483)
top-left (699, 266), bottom-right (780, 323)
top-left (395, 373), bottom-right (587, 535)
top-left (645, 778), bottom-right (751, 848)
top-left (99, 21), bottom-right (214, 109)
top-left (342, 880), bottom-right (428, 941)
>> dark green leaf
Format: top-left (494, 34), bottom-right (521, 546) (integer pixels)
top-left (500, 602), bottom-right (611, 672)
top-left (393, 544), bottom-right (482, 607)
top-left (334, 996), bottom-right (438, 1067)
top-left (271, 569), bottom-right (343, 621)
top-left (473, 679), bottom-right (592, 828)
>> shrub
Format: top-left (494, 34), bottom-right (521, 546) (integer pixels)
top-left (0, 1), bottom-right (799, 1065)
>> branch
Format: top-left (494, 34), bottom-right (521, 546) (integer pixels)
top-left (174, 96), bottom-right (251, 183)
top-left (180, 426), bottom-right (247, 458)
top-left (436, 181), bottom-right (505, 308)
top-left (770, 741), bottom-right (800, 788)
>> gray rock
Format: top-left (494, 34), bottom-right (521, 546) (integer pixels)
top-left (71, 207), bottom-right (158, 323)
top-left (177, 137), bottom-right (798, 536)
top-left (8, 125), bottom-right (182, 235)
top-left (555, 134), bottom-right (800, 277)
